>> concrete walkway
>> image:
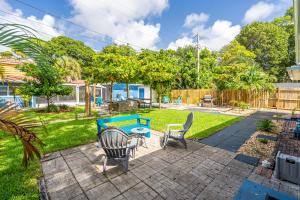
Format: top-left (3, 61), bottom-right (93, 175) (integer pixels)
top-left (40, 131), bottom-right (252, 200)
top-left (40, 130), bottom-right (299, 200)
top-left (199, 111), bottom-right (277, 152)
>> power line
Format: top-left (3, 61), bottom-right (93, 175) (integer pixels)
top-left (0, 9), bottom-right (112, 46)
top-left (12, 0), bottom-right (151, 50)
top-left (0, 16), bottom-right (61, 39)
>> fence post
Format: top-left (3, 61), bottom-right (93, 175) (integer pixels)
top-left (276, 88), bottom-right (280, 109)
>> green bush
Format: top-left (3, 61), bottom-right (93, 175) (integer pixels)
top-left (229, 100), bottom-right (239, 107)
top-left (257, 119), bottom-right (275, 132)
top-left (257, 138), bottom-right (268, 144)
top-left (239, 101), bottom-right (250, 110)
top-left (58, 104), bottom-right (70, 111)
top-left (47, 104), bottom-right (59, 113)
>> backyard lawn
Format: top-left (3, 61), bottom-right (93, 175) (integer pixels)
top-left (0, 108), bottom-right (241, 200)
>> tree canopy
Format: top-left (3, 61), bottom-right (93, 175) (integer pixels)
top-left (173, 46), bottom-right (216, 89)
top-left (236, 22), bottom-right (289, 81)
top-left (17, 57), bottom-right (72, 109)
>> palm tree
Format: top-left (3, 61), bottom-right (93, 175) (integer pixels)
top-left (0, 23), bottom-right (45, 166)
top-left (55, 56), bottom-right (81, 82)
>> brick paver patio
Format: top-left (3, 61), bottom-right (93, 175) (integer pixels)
top-left (40, 131), bottom-right (298, 200)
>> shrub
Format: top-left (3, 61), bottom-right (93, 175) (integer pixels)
top-left (257, 138), bottom-right (268, 144)
top-left (257, 119), bottom-right (275, 132)
top-left (229, 100), bottom-right (238, 107)
top-left (239, 101), bottom-right (250, 110)
top-left (58, 104), bottom-right (70, 111)
top-left (47, 104), bottom-right (59, 113)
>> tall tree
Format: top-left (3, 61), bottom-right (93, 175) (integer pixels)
top-left (213, 64), bottom-right (274, 91)
top-left (93, 51), bottom-right (125, 113)
top-left (138, 49), bottom-right (178, 108)
top-left (174, 46), bottom-right (216, 89)
top-left (219, 40), bottom-right (256, 66)
top-left (236, 22), bottom-right (289, 81)
top-left (46, 36), bottom-right (95, 115)
top-left (102, 44), bottom-right (137, 98)
top-left (18, 59), bottom-right (72, 109)
top-left (55, 56), bottom-right (82, 82)
top-left (273, 6), bottom-right (295, 72)
top-left (138, 49), bottom-right (157, 107)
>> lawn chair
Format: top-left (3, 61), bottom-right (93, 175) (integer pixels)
top-left (96, 96), bottom-right (103, 106)
top-left (98, 127), bottom-right (138, 174)
top-left (174, 96), bottom-right (182, 105)
top-left (162, 112), bottom-right (194, 149)
top-left (162, 96), bottom-right (170, 104)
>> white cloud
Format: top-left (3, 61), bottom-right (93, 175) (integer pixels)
top-left (198, 20), bottom-right (240, 51)
top-left (184, 13), bottom-right (209, 28)
top-left (168, 13), bottom-right (240, 51)
top-left (243, 2), bottom-right (275, 23)
top-left (167, 36), bottom-right (193, 50)
top-left (243, 0), bottom-right (292, 24)
top-left (69, 0), bottom-right (169, 50)
top-left (0, 0), bottom-right (61, 41)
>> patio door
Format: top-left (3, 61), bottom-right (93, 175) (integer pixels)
top-left (138, 88), bottom-right (145, 99)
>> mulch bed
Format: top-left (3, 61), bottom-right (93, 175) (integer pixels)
top-left (237, 131), bottom-right (278, 162)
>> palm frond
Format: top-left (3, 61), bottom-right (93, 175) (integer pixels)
top-left (0, 23), bottom-right (51, 64)
top-left (0, 23), bottom-right (48, 167)
top-left (0, 101), bottom-right (44, 167)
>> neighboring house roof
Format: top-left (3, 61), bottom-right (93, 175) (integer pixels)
top-left (275, 82), bottom-right (300, 89)
top-left (0, 58), bottom-right (105, 87)
top-left (0, 58), bottom-right (29, 81)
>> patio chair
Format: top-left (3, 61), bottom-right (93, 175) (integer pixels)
top-left (96, 96), bottom-right (103, 106)
top-left (174, 96), bottom-right (182, 105)
top-left (98, 127), bottom-right (138, 174)
top-left (162, 96), bottom-right (170, 104)
top-left (162, 112), bottom-right (194, 149)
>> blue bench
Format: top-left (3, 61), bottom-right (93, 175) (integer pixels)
top-left (97, 114), bottom-right (151, 138)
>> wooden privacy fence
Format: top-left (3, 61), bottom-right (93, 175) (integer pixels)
top-left (171, 89), bottom-right (300, 110)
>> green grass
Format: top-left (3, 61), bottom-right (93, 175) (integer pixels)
top-left (0, 108), bottom-right (241, 199)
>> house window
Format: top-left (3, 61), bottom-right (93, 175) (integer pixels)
top-left (0, 86), bottom-right (8, 96)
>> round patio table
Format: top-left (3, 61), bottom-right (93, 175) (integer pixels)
top-left (131, 127), bottom-right (150, 149)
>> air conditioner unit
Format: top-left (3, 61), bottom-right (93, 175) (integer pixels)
top-left (275, 151), bottom-right (300, 185)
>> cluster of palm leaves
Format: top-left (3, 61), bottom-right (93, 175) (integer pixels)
top-left (0, 101), bottom-right (44, 166)
top-left (0, 23), bottom-right (45, 166)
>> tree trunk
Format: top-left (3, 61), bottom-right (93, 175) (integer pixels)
top-left (159, 94), bottom-right (161, 109)
top-left (109, 82), bottom-right (113, 114)
top-left (93, 84), bottom-right (96, 108)
top-left (85, 81), bottom-right (90, 116)
top-left (126, 82), bottom-right (129, 99)
top-left (150, 86), bottom-right (152, 108)
top-left (46, 96), bottom-right (50, 112)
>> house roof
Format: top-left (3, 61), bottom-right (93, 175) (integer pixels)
top-left (275, 82), bottom-right (300, 89)
top-left (0, 58), bottom-right (106, 87)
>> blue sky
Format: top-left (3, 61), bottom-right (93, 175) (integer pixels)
top-left (0, 0), bottom-right (292, 51)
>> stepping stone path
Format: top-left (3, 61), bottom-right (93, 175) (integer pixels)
top-left (234, 154), bottom-right (259, 167)
top-left (256, 134), bottom-right (277, 141)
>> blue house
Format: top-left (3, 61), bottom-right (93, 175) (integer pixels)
top-left (112, 83), bottom-right (149, 100)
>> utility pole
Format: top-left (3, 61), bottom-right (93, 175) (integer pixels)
top-left (195, 33), bottom-right (200, 80)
